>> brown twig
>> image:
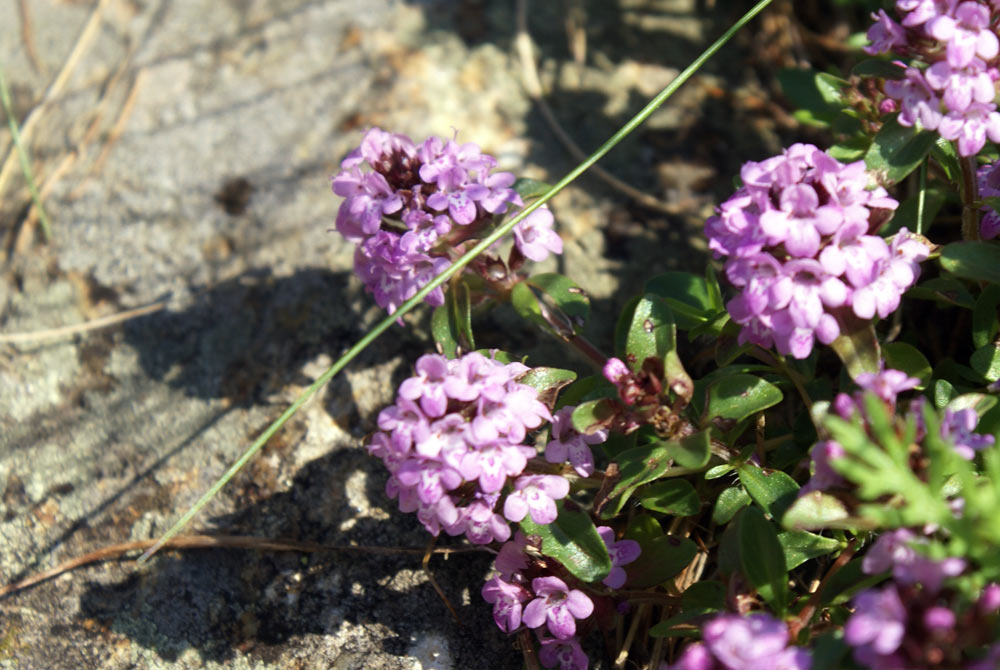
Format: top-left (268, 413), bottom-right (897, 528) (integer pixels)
top-left (0, 533), bottom-right (488, 599)
top-left (88, 68), bottom-right (147, 177)
top-left (421, 536), bottom-right (462, 625)
top-left (787, 538), bottom-right (858, 638)
top-left (960, 154), bottom-right (981, 241)
top-left (0, 298), bottom-right (168, 344)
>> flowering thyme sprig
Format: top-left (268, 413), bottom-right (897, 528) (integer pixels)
top-left (704, 144), bottom-right (928, 358)
top-left (332, 128), bottom-right (562, 315)
top-left (866, 1), bottom-right (1000, 156)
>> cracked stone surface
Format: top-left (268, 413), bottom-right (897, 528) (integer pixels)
top-left (0, 0), bottom-right (796, 667)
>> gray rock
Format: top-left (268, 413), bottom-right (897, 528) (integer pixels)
top-left (0, 0), bottom-right (778, 667)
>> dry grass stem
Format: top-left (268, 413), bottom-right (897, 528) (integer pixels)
top-left (1, 533), bottom-right (488, 599)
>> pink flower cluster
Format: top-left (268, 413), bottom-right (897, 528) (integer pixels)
top-left (844, 529), bottom-right (983, 669)
top-left (332, 128), bottom-right (561, 314)
top-left (705, 144), bottom-right (927, 359)
top-left (867, 1), bottom-right (1000, 156)
top-left (481, 529), bottom-right (639, 670)
top-left (669, 613), bottom-right (812, 670)
top-left (369, 352), bottom-right (557, 543)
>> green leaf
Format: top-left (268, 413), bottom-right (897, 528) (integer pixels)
top-left (973, 285), bottom-right (1000, 349)
top-left (777, 530), bottom-right (841, 570)
top-left (852, 58), bottom-right (906, 80)
top-left (828, 135), bottom-right (871, 163)
top-left (680, 580), bottom-right (726, 611)
top-left (971, 344), bottom-right (1000, 382)
top-left (738, 464), bottom-right (800, 520)
top-left (705, 464), bottom-right (736, 480)
top-left (810, 632), bottom-right (851, 670)
top-left (431, 304), bottom-right (459, 358)
top-left (782, 491), bottom-right (852, 531)
top-left (520, 503), bottom-right (611, 583)
top-left (516, 367), bottom-right (577, 409)
top-left (777, 68), bottom-right (846, 128)
top-left (644, 272), bottom-right (716, 330)
top-left (638, 479), bottom-right (701, 516)
top-left (511, 273), bottom-right (590, 338)
top-left (705, 374), bottom-right (783, 423)
top-left (431, 283), bottom-right (475, 358)
top-left (947, 392), bottom-right (998, 416)
top-left (712, 485), bottom-right (751, 524)
top-left (939, 242), bottom-right (1000, 285)
top-left (934, 379), bottom-right (958, 409)
top-left (864, 115), bottom-right (937, 185)
top-left (571, 398), bottom-right (617, 435)
top-left (624, 515), bottom-right (698, 589)
top-left (512, 177), bottom-right (553, 201)
top-left (830, 322), bottom-right (881, 380)
top-left (883, 342), bottom-right (932, 388)
top-left (907, 277), bottom-right (976, 309)
top-left (556, 375), bottom-right (617, 409)
top-left (739, 506), bottom-right (788, 615)
top-left (625, 294), bottom-right (677, 372)
top-left (606, 442), bottom-right (674, 516)
top-left (668, 429), bottom-right (712, 469)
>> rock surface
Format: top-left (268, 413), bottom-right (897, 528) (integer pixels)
top-left (0, 0), bottom-right (792, 668)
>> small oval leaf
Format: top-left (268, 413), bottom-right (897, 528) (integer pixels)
top-left (706, 374), bottom-right (783, 423)
top-left (520, 503), bottom-right (611, 583)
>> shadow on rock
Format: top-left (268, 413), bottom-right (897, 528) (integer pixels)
top-left (124, 267), bottom-right (397, 406)
top-left (77, 445), bottom-right (520, 668)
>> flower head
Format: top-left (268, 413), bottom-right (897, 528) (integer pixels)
top-left (332, 128), bottom-right (561, 315)
top-left (370, 352), bottom-right (552, 543)
top-left (705, 144), bottom-right (917, 358)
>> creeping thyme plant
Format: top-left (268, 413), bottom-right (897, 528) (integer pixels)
top-left (149, 1), bottom-right (1000, 668)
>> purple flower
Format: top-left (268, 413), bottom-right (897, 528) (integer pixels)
top-left (596, 526), bottom-right (641, 589)
top-left (482, 575), bottom-right (531, 632)
top-left (702, 613), bottom-right (796, 669)
top-left (370, 351), bottom-right (556, 543)
top-left (979, 583), bottom-right (1000, 613)
top-left (332, 127), bottom-right (563, 316)
top-left (845, 585), bottom-right (907, 659)
top-left (669, 643), bottom-right (717, 670)
top-left (800, 440), bottom-right (847, 494)
top-left (927, 2), bottom-right (999, 68)
top-left (941, 407), bottom-right (995, 458)
top-left (978, 160), bottom-right (1000, 239)
top-left (705, 144), bottom-right (910, 359)
top-left (503, 475), bottom-right (570, 525)
top-left (544, 407), bottom-right (608, 477)
top-left (922, 605), bottom-right (956, 630)
top-left (522, 576), bottom-right (594, 639)
top-left (495, 532), bottom-right (531, 579)
top-left (514, 207), bottom-right (563, 262)
top-left (538, 636), bottom-right (589, 670)
top-left (866, 9), bottom-right (907, 54)
top-left (862, 528), bottom-right (966, 593)
top-left (855, 366), bottom-right (921, 404)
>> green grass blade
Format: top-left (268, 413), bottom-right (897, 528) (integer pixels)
top-left (138, 0), bottom-right (773, 563)
top-left (0, 64), bottom-right (52, 242)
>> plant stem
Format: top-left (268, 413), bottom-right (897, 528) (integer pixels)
top-left (139, 0), bottom-right (776, 564)
top-left (960, 154), bottom-right (980, 241)
top-left (788, 537), bottom-right (858, 639)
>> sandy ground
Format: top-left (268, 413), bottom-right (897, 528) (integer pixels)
top-left (0, 1), bottom-right (808, 667)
